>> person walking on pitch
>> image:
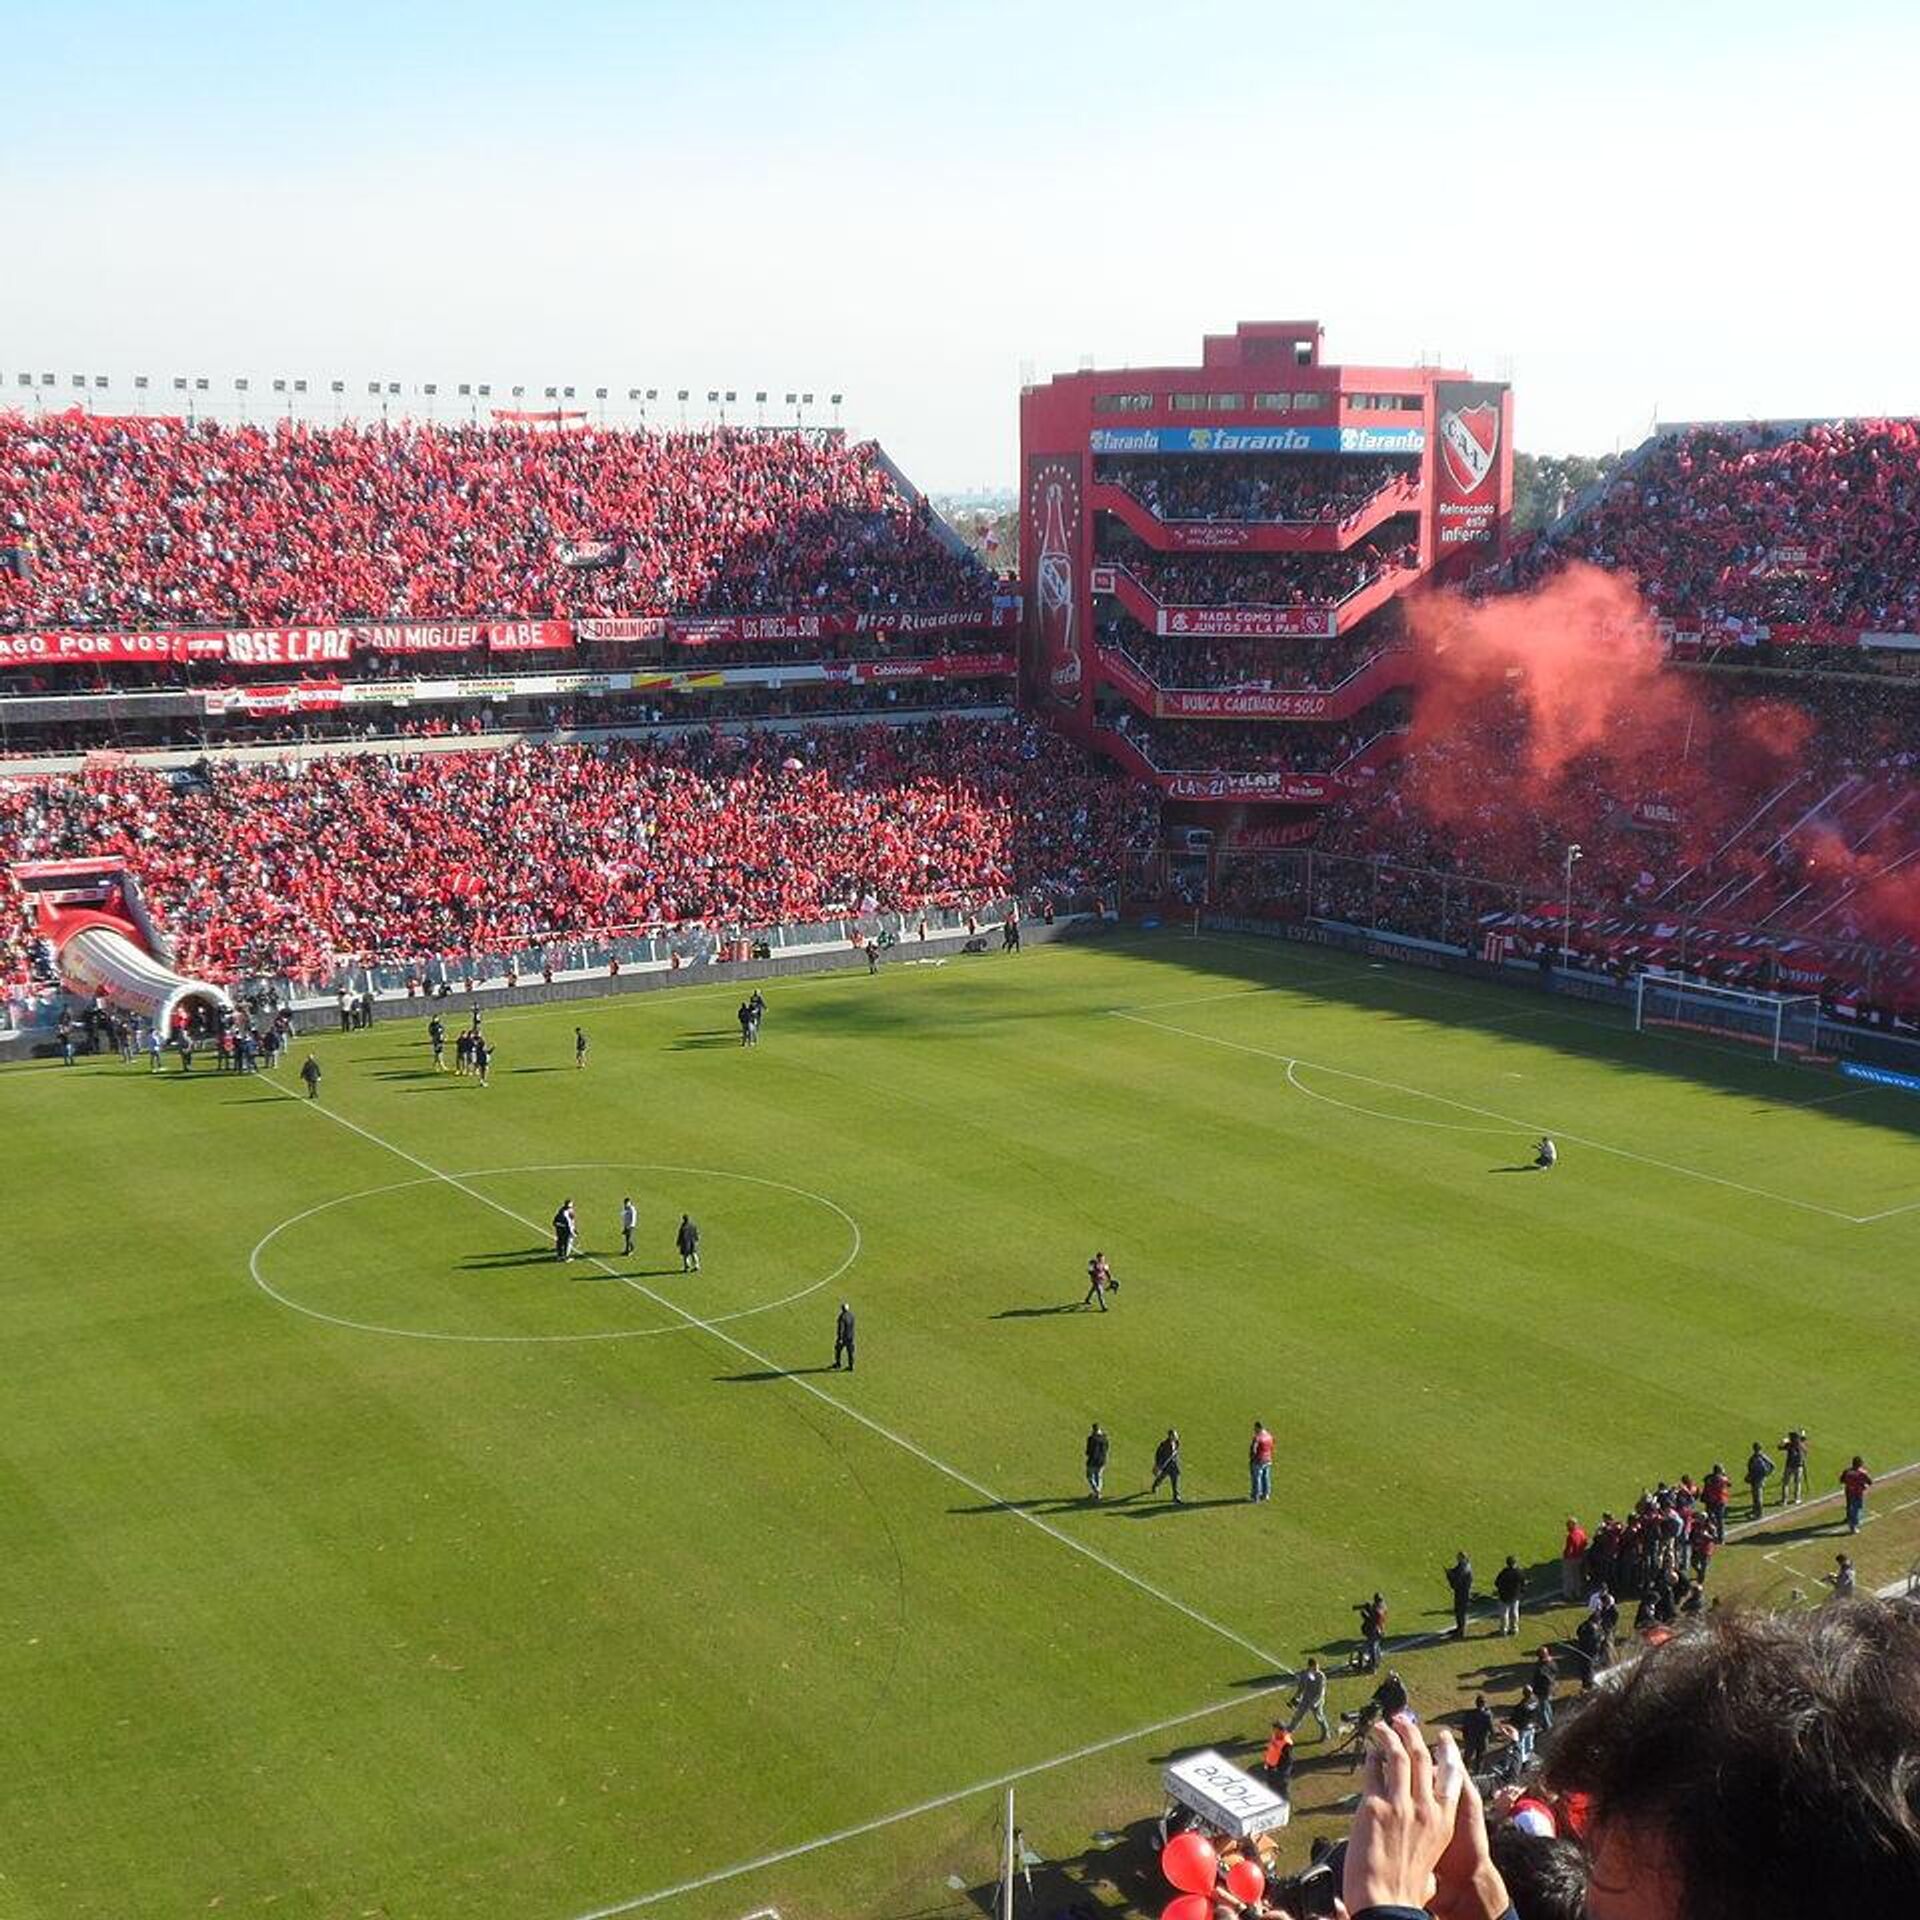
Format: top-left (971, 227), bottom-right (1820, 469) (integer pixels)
top-left (1286, 1656), bottom-right (1331, 1740)
top-left (832, 1301), bottom-right (856, 1371)
top-left (428, 1014), bottom-right (446, 1071)
top-left (1084, 1421), bottom-right (1109, 1500)
top-left (299, 1054), bottom-right (322, 1101)
top-left (575, 1026), bottom-right (589, 1069)
top-left (676, 1214), bottom-right (701, 1272)
top-left (1151, 1428), bottom-right (1183, 1504)
top-left (1249, 1420), bottom-right (1274, 1503)
top-left (620, 1196), bottom-right (638, 1256)
top-left (1083, 1251), bottom-right (1113, 1312)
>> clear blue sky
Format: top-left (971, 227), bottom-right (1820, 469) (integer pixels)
top-left (4, 0), bottom-right (1915, 487)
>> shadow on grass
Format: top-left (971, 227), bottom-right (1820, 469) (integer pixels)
top-left (990, 1302), bottom-right (1090, 1319)
top-left (670, 1031), bottom-right (745, 1052)
top-left (1104, 1495), bottom-right (1249, 1518)
top-left (510, 1066), bottom-right (568, 1075)
top-left (713, 1365), bottom-right (840, 1383)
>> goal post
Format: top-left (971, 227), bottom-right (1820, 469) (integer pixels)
top-left (1633, 972), bottom-right (1824, 1061)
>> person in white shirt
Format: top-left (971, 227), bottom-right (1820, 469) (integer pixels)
top-left (1535, 1136), bottom-right (1558, 1170)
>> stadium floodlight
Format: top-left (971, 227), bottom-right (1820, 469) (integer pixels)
top-left (93, 375), bottom-right (108, 389)
top-left (423, 383), bottom-right (437, 397)
top-left (1560, 844), bottom-right (1584, 970)
top-left (173, 377), bottom-right (187, 392)
top-left (293, 379), bottom-right (308, 395)
top-left (273, 378), bottom-right (286, 393)
top-left (15, 373), bottom-right (29, 388)
top-left (458, 383), bottom-right (470, 397)
top-left (563, 386), bottom-right (575, 399)
top-left (724, 390), bottom-right (736, 402)
top-left (595, 387), bottom-right (608, 401)
top-left (386, 382), bottom-right (399, 395)
top-left (71, 375), bottom-right (85, 388)
top-left (707, 390), bottom-right (719, 403)
top-left (785, 391), bottom-right (797, 405)
top-left (544, 387), bottom-right (558, 400)
top-left (626, 387), bottom-right (640, 402)
top-left (646, 387), bottom-right (657, 401)
top-left (330, 380), bottom-right (344, 395)
top-left (40, 373), bottom-right (54, 386)
top-left (512, 386), bottom-right (525, 399)
top-left (195, 378), bottom-right (209, 391)
top-left (478, 384), bottom-right (491, 398)
top-left (677, 389), bottom-right (689, 402)
top-left (368, 382), bottom-right (381, 396)
top-left (235, 378), bottom-right (249, 392)
top-left (135, 375), bottom-right (149, 391)
top-left (754, 390), bottom-right (766, 403)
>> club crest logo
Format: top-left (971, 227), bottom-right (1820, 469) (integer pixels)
top-left (1439, 403), bottom-right (1499, 495)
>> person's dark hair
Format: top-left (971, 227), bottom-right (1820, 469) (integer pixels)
top-left (1542, 1599), bottom-right (1920, 1920)
top-left (1488, 1826), bottom-right (1588, 1920)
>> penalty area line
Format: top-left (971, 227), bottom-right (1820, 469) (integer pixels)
top-left (1109, 1008), bottom-right (1866, 1226)
top-left (567, 1677), bottom-right (1294, 1919)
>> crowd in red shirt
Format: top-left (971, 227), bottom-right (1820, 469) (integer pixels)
top-left (1094, 455), bottom-right (1415, 525)
top-left (1516, 419), bottom-right (1920, 632)
top-left (0, 417), bottom-right (990, 631)
top-left (1103, 623), bottom-right (1386, 691)
top-left (1111, 543), bottom-right (1414, 610)
top-left (0, 719), bottom-right (1154, 989)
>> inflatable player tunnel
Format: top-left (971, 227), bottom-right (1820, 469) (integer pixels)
top-left (12, 858), bottom-right (232, 1031)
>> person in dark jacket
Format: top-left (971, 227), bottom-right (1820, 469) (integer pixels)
top-left (1445, 1550), bottom-right (1475, 1639)
top-left (1150, 1429), bottom-right (1182, 1504)
top-left (1495, 1554), bottom-right (1526, 1635)
top-left (676, 1214), bottom-right (701, 1272)
top-left (1084, 1422), bottom-right (1109, 1501)
top-left (832, 1302), bottom-right (855, 1371)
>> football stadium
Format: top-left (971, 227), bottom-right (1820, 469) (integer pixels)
top-left (7, 13), bottom-right (1920, 1920)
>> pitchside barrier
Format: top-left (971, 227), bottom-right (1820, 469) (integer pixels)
top-left (1203, 912), bottom-right (1920, 1079)
top-left (253, 900), bottom-right (1112, 1034)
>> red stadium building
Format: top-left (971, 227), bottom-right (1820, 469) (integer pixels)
top-left (1019, 321), bottom-right (1512, 834)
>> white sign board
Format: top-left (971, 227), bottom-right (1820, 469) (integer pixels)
top-left (1162, 1749), bottom-right (1291, 1838)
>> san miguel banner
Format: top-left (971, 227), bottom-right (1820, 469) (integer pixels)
top-left (1158, 605), bottom-right (1338, 639)
top-left (1432, 381), bottom-right (1507, 550)
top-left (485, 620), bottom-right (574, 653)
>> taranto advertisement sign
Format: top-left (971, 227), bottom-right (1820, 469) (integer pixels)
top-left (1089, 426), bottom-right (1426, 456)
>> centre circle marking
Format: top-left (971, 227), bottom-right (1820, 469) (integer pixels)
top-left (248, 1160), bottom-right (861, 1344)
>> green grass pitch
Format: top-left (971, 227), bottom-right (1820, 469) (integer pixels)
top-left (3, 930), bottom-right (1916, 1920)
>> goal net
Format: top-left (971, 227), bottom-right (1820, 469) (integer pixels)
top-left (1633, 973), bottom-right (1825, 1061)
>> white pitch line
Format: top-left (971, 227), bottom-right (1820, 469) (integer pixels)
top-left (568, 1677), bottom-right (1295, 1920)
top-left (261, 1080), bottom-right (1291, 1678)
top-left (1110, 1008), bottom-right (1866, 1225)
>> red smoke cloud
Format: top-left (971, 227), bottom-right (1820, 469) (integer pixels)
top-left (1390, 562), bottom-right (1819, 894)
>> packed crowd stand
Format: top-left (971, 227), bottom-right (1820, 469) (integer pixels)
top-left (0, 674), bottom-right (1018, 763)
top-left (1108, 541), bottom-right (1416, 610)
top-left (1310, 671), bottom-right (1919, 953)
top-left (0, 416), bottom-right (991, 631)
top-left (0, 718), bottom-right (1155, 993)
top-left (1108, 704), bottom-right (1408, 774)
top-left (1101, 621), bottom-right (1391, 691)
top-left (1515, 417), bottom-right (1920, 633)
top-left (1093, 454), bottom-right (1416, 525)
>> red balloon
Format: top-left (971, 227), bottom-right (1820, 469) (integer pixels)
top-left (1226, 1857), bottom-right (1266, 1904)
top-left (1161, 1831), bottom-right (1220, 1895)
top-left (1162, 1899), bottom-right (1211, 1920)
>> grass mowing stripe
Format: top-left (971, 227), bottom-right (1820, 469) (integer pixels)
top-left (262, 1074), bottom-right (1294, 1678)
